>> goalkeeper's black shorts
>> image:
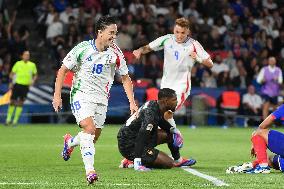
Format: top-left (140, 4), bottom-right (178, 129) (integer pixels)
top-left (117, 126), bottom-right (159, 165)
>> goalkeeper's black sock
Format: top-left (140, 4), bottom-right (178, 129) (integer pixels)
top-left (168, 142), bottom-right (180, 160)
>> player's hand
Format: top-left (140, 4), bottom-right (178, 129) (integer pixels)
top-left (250, 146), bottom-right (256, 158)
top-left (164, 110), bottom-right (174, 120)
top-left (134, 158), bottom-right (151, 171)
top-left (52, 95), bottom-right (62, 112)
top-left (133, 49), bottom-right (142, 59)
top-left (190, 52), bottom-right (197, 60)
top-left (130, 101), bottom-right (138, 115)
top-left (8, 83), bottom-right (13, 90)
top-left (172, 128), bottom-right (183, 148)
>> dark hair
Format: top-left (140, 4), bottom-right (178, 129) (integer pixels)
top-left (158, 88), bottom-right (176, 100)
top-left (95, 15), bottom-right (117, 35)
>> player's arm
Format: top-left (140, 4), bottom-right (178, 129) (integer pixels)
top-left (133, 45), bottom-right (152, 59)
top-left (115, 44), bottom-right (138, 115)
top-left (159, 113), bottom-right (184, 148)
top-left (192, 41), bottom-right (213, 68)
top-left (53, 46), bottom-right (78, 112)
top-left (256, 68), bottom-right (265, 84)
top-left (133, 35), bottom-right (170, 59)
top-left (134, 108), bottom-right (156, 157)
top-left (121, 74), bottom-right (138, 115)
top-left (31, 64), bottom-right (38, 86)
top-left (53, 65), bottom-right (69, 112)
top-left (258, 105), bottom-right (284, 130)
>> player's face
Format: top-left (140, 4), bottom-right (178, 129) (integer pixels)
top-left (161, 96), bottom-right (178, 113)
top-left (173, 25), bottom-right (189, 43)
top-left (268, 57), bottom-right (276, 67)
top-left (22, 51), bottom-right (30, 62)
top-left (99, 24), bottom-right (118, 47)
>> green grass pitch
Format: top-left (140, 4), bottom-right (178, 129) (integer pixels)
top-left (0, 124), bottom-right (284, 189)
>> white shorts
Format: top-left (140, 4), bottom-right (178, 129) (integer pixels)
top-left (71, 97), bottom-right (107, 129)
top-left (160, 84), bottom-right (191, 110)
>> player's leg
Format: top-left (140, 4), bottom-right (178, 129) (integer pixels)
top-left (157, 129), bottom-right (196, 167)
top-left (5, 100), bottom-right (16, 125)
top-left (247, 116), bottom-right (273, 173)
top-left (78, 117), bottom-right (98, 183)
top-left (269, 155), bottom-right (284, 172)
top-left (142, 147), bottom-right (174, 169)
top-left (117, 127), bottom-right (135, 168)
top-left (12, 85), bottom-right (29, 125)
top-left (5, 85), bottom-right (19, 125)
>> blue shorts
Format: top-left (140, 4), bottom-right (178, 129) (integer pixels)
top-left (268, 130), bottom-right (284, 156)
top-left (273, 155), bottom-right (284, 172)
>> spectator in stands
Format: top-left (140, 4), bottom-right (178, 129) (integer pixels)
top-left (5, 50), bottom-right (37, 126)
top-left (143, 53), bottom-right (161, 86)
top-left (200, 69), bottom-right (216, 88)
top-left (217, 83), bottom-right (241, 127)
top-left (242, 84), bottom-right (263, 127)
top-left (0, 59), bottom-right (10, 84)
top-left (257, 56), bottom-right (283, 119)
top-left (53, 0), bottom-right (69, 13)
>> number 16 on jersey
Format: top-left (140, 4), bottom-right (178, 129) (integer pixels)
top-left (92, 64), bottom-right (103, 74)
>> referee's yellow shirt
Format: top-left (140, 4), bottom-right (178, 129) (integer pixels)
top-left (12, 60), bottom-right (37, 86)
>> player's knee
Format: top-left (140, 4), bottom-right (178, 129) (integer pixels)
top-left (164, 162), bottom-right (174, 169)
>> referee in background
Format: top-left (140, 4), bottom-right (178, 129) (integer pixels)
top-left (5, 50), bottom-right (37, 125)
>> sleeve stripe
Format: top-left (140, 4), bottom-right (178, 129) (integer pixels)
top-left (113, 51), bottom-right (121, 68)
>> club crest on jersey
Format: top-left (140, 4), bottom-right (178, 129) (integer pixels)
top-left (86, 55), bottom-right (92, 62)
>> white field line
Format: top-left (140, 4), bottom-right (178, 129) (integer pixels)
top-left (0, 182), bottom-right (150, 186)
top-left (181, 167), bottom-right (229, 187)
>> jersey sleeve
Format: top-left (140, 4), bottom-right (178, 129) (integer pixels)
top-left (193, 40), bottom-right (210, 61)
top-left (11, 62), bottom-right (19, 73)
top-left (149, 34), bottom-right (171, 51)
top-left (32, 63), bottom-right (37, 75)
top-left (113, 44), bottom-right (129, 76)
top-left (62, 45), bottom-right (80, 70)
top-left (271, 104), bottom-right (284, 120)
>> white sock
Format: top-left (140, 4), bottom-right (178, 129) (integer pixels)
top-left (68, 131), bottom-right (82, 147)
top-left (175, 157), bottom-right (183, 162)
top-left (167, 118), bottom-right (177, 128)
top-left (79, 132), bottom-right (96, 174)
top-left (259, 163), bottom-right (268, 167)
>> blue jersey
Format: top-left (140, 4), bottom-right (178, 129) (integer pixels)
top-left (271, 104), bottom-right (284, 124)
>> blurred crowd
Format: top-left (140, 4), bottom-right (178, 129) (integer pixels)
top-left (0, 0), bottom-right (284, 88)
top-left (0, 0), bottom-right (283, 126)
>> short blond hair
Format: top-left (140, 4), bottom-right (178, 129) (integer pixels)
top-left (175, 17), bottom-right (190, 29)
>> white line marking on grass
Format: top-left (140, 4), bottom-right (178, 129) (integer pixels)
top-left (0, 182), bottom-right (151, 186)
top-left (181, 167), bottom-right (229, 187)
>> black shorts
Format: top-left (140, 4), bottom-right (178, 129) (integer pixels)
top-left (11, 84), bottom-right (29, 101)
top-left (262, 94), bottom-right (278, 105)
top-left (117, 127), bottom-right (159, 165)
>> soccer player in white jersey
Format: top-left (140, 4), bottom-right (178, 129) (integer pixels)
top-left (52, 15), bottom-right (138, 184)
top-left (133, 17), bottom-right (213, 111)
top-left (129, 17), bottom-right (213, 166)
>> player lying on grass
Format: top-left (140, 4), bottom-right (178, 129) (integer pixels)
top-left (227, 104), bottom-right (284, 174)
top-left (117, 88), bottom-right (196, 171)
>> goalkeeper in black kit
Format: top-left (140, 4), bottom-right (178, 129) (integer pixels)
top-left (117, 88), bottom-right (196, 171)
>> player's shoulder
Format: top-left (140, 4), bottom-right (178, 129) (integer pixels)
top-left (109, 43), bottom-right (123, 55)
top-left (187, 37), bottom-right (199, 45)
top-left (72, 40), bottom-right (92, 51)
top-left (28, 61), bottom-right (36, 65)
top-left (142, 101), bottom-right (159, 112)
